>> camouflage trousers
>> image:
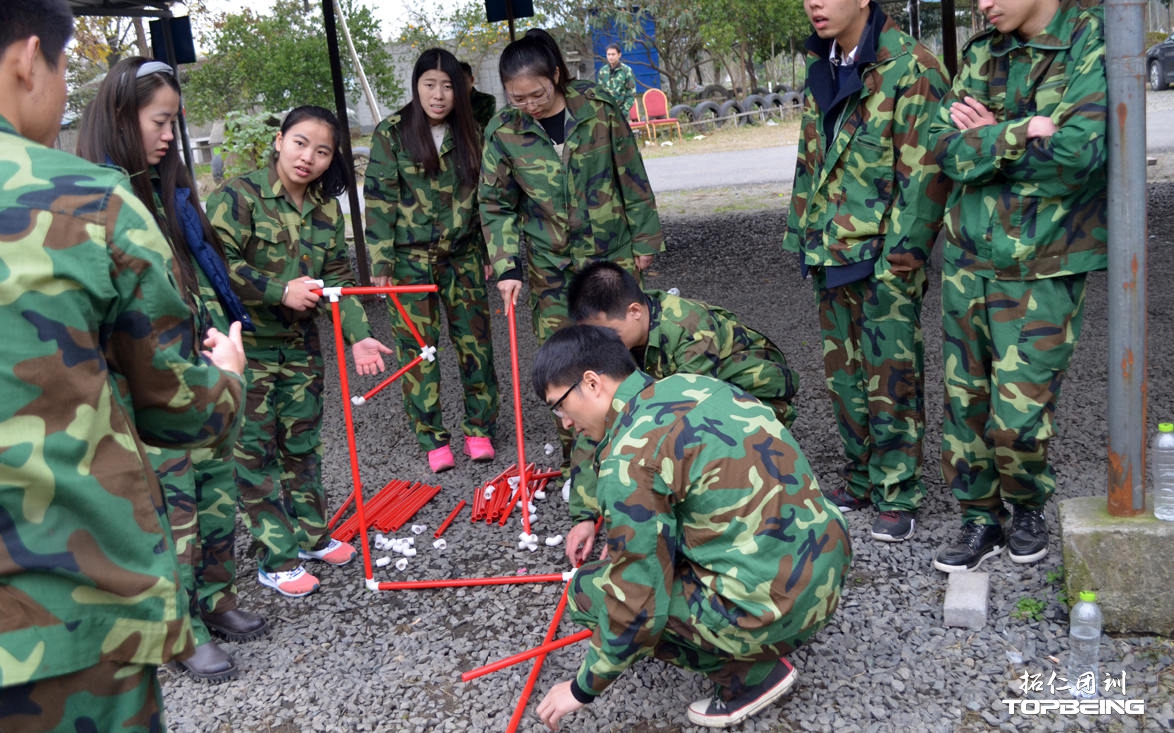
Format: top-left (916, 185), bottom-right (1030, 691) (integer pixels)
top-left (527, 251), bottom-right (641, 466)
top-left (236, 344), bottom-right (328, 573)
top-left (0, 659), bottom-right (162, 733)
top-left (569, 564), bottom-right (838, 699)
top-left (814, 269), bottom-right (927, 511)
top-left (151, 447), bottom-right (241, 645)
top-left (940, 265), bottom-right (1088, 525)
top-left (388, 244), bottom-right (498, 452)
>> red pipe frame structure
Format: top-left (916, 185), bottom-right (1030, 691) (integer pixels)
top-left (318, 285), bottom-right (582, 725)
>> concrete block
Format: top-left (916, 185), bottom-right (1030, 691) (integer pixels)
top-left (1059, 495), bottom-right (1174, 636)
top-left (943, 571), bottom-right (989, 629)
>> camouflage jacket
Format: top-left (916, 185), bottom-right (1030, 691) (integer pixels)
top-left (207, 159), bottom-right (371, 352)
top-left (929, 0), bottom-right (1107, 280)
top-left (642, 290), bottom-right (798, 415)
top-left (471, 88), bottom-right (497, 130)
top-left (480, 80), bottom-right (664, 279)
top-left (0, 116), bottom-right (244, 685)
top-left (783, 6), bottom-right (950, 276)
top-left (596, 61), bottom-right (637, 116)
top-left (572, 371), bottom-right (851, 696)
top-left (364, 114), bottom-right (486, 274)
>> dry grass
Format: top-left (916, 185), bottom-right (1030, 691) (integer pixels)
top-left (638, 114), bottom-right (801, 159)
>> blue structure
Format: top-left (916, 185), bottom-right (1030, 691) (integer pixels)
top-left (591, 13), bottom-right (661, 95)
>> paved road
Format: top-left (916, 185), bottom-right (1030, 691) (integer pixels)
top-left (647, 90), bottom-right (1174, 193)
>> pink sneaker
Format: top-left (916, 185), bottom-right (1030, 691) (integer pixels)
top-left (298, 538), bottom-right (357, 566)
top-left (463, 435), bottom-right (495, 462)
top-left (256, 566), bottom-right (319, 598)
top-left (428, 444), bottom-right (455, 473)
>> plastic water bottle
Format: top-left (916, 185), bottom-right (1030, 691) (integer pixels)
top-left (1152, 422), bottom-right (1174, 521)
top-left (1068, 591), bottom-right (1103, 699)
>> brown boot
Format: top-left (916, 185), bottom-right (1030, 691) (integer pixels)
top-left (176, 641), bottom-right (237, 683)
top-left (202, 608), bottom-right (270, 642)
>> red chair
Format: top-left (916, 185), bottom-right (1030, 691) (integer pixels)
top-left (641, 88), bottom-right (682, 142)
top-left (628, 101), bottom-right (650, 140)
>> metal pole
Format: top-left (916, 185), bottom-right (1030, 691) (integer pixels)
top-left (333, 0), bottom-right (382, 124)
top-left (159, 16), bottom-right (197, 185)
top-left (941, 0), bottom-right (958, 77)
top-left (1105, 0), bottom-right (1148, 516)
top-left (321, 0), bottom-right (372, 285)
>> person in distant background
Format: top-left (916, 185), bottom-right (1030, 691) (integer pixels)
top-left (596, 42), bottom-right (636, 119)
top-left (460, 60), bottom-right (497, 129)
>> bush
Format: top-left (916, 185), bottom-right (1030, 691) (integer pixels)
top-left (222, 111), bottom-right (280, 179)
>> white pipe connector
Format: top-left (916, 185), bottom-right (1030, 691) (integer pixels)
top-left (319, 283), bottom-right (341, 301)
top-left (507, 476), bottom-right (520, 488)
top-left (420, 345), bottom-right (437, 362)
top-left (518, 532), bottom-right (538, 544)
top-left (561, 478), bottom-right (572, 503)
top-left (411, 524), bottom-right (427, 535)
top-left (534, 490), bottom-right (546, 500)
top-left (432, 539), bottom-right (447, 550)
top-left (544, 443), bottom-right (555, 456)
top-left (375, 556), bottom-right (391, 567)
top-left (545, 535), bottom-right (564, 547)
top-left (395, 558), bottom-right (409, 571)
top-left (403, 548), bottom-right (417, 557)
top-left (351, 395), bottom-right (367, 406)
top-left (365, 578), bottom-right (380, 591)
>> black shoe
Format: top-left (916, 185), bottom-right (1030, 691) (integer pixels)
top-left (686, 658), bottom-right (797, 728)
top-left (1008, 507), bottom-right (1048, 564)
top-left (822, 485), bottom-right (869, 512)
top-left (871, 510), bottom-right (916, 542)
top-left (933, 522), bottom-right (1005, 573)
top-left (202, 608), bottom-right (270, 642)
top-left (176, 641), bottom-right (237, 683)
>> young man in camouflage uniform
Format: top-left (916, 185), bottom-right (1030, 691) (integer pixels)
top-left (532, 326), bottom-right (850, 730)
top-left (783, 0), bottom-right (950, 543)
top-left (597, 43), bottom-right (638, 120)
top-left (929, 0), bottom-right (1107, 572)
top-left (460, 61), bottom-right (497, 129)
top-left (564, 260), bottom-right (800, 520)
top-left (0, 1), bottom-right (246, 727)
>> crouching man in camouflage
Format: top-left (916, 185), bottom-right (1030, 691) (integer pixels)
top-left (533, 326), bottom-right (851, 730)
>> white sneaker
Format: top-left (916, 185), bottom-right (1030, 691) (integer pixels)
top-left (256, 565), bottom-right (320, 597)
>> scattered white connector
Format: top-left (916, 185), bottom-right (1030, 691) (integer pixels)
top-left (483, 485), bottom-right (495, 498)
top-left (561, 478), bottom-right (572, 503)
top-left (403, 548), bottom-right (417, 557)
top-left (545, 535), bottom-right (564, 547)
top-left (351, 395), bottom-right (366, 406)
top-left (507, 476), bottom-right (521, 488)
top-left (534, 490), bottom-right (546, 500)
top-left (375, 556), bottom-right (391, 567)
top-left (660, 140), bottom-right (673, 147)
top-left (395, 558), bottom-right (409, 571)
top-left (420, 344), bottom-right (437, 362)
top-left (518, 532), bottom-right (538, 544)
top-left (432, 539), bottom-right (447, 550)
top-left (544, 443), bottom-right (555, 456)
top-left (411, 524), bottom-right (427, 535)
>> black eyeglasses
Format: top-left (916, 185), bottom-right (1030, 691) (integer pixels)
top-left (548, 377), bottom-right (582, 418)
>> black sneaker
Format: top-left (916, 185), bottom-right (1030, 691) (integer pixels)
top-left (933, 522), bottom-right (1005, 573)
top-left (1008, 507), bottom-right (1048, 564)
top-left (822, 485), bottom-right (869, 512)
top-left (871, 510), bottom-right (916, 542)
top-left (687, 657), bottom-right (797, 728)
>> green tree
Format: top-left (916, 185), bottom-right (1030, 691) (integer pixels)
top-left (185, 0), bottom-right (401, 123)
top-left (591, 1), bottom-right (709, 101)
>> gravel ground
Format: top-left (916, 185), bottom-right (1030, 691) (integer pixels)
top-left (162, 102), bottom-right (1174, 733)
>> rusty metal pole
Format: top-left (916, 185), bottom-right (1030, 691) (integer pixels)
top-left (1105, 0), bottom-right (1148, 516)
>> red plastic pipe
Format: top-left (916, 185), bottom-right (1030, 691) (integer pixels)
top-left (311, 284), bottom-right (438, 297)
top-left (355, 353), bottom-right (423, 404)
top-left (506, 581), bottom-right (574, 731)
top-left (434, 500), bottom-right (467, 538)
top-left (506, 300), bottom-right (531, 535)
top-left (389, 294), bottom-right (429, 348)
top-left (460, 629), bottom-right (592, 683)
top-left (377, 572), bottom-right (567, 591)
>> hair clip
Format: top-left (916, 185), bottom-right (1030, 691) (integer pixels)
top-left (136, 60), bottom-right (175, 78)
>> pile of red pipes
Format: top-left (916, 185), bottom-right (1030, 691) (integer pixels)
top-left (470, 464), bottom-right (561, 526)
top-left (332, 479), bottom-right (441, 541)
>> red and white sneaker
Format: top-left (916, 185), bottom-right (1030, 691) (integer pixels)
top-left (256, 566), bottom-right (319, 598)
top-left (298, 538), bottom-right (357, 566)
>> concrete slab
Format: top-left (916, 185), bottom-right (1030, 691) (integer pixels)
top-left (1059, 496), bottom-right (1174, 636)
top-left (943, 571), bottom-right (989, 629)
